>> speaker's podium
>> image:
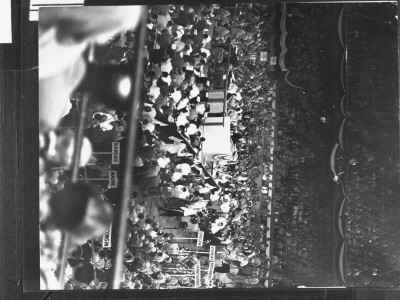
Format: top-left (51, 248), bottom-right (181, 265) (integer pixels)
top-left (203, 89), bottom-right (227, 126)
top-left (199, 89), bottom-right (237, 174)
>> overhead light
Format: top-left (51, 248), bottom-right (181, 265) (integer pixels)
top-left (118, 76), bottom-right (131, 98)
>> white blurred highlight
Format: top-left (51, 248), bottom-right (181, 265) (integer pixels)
top-left (39, 6), bottom-right (144, 131)
top-left (118, 77), bottom-right (131, 97)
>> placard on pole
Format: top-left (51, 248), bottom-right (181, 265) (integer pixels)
top-left (92, 142), bottom-right (120, 165)
top-left (102, 223), bottom-right (112, 248)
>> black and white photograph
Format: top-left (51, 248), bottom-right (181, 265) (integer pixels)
top-left (35, 1), bottom-right (400, 293)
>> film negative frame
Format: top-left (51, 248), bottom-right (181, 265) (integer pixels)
top-left (1, 0), bottom-right (400, 299)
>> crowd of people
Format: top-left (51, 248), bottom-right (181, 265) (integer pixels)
top-left (268, 3), bottom-right (400, 288)
top-left (267, 4), bottom-right (337, 287)
top-left (38, 2), bottom-right (399, 290)
top-left (39, 3), bottom-right (280, 290)
top-left (340, 4), bottom-right (400, 287)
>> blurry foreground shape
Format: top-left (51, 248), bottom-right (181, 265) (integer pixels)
top-left (39, 55), bottom-right (86, 132)
top-left (45, 129), bottom-right (93, 168)
top-left (44, 182), bottom-right (114, 244)
top-left (39, 6), bottom-right (144, 131)
top-left (39, 6), bottom-right (142, 45)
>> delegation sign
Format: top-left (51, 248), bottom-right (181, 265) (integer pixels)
top-left (109, 171), bottom-right (118, 188)
top-left (102, 223), bottom-right (112, 248)
top-left (111, 142), bottom-right (120, 164)
top-left (197, 231), bottom-right (204, 247)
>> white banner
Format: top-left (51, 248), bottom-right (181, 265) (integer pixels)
top-left (197, 231), bottom-right (204, 247)
top-left (111, 142), bottom-right (120, 164)
top-left (102, 224), bottom-right (112, 248)
top-left (109, 171), bottom-right (118, 188)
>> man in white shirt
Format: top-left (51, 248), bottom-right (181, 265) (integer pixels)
top-left (157, 154), bottom-right (171, 168)
top-left (175, 163), bottom-right (191, 175)
top-left (141, 119), bottom-right (156, 133)
top-left (195, 103), bottom-right (206, 115)
top-left (210, 189), bottom-right (220, 202)
top-left (176, 97), bottom-right (189, 111)
top-left (176, 112), bottom-right (189, 127)
top-left (159, 206), bottom-right (198, 217)
top-left (197, 185), bottom-right (211, 195)
top-left (219, 200), bottom-right (231, 214)
top-left (211, 216), bottom-right (227, 234)
top-left (171, 169), bottom-right (184, 182)
top-left (161, 59), bottom-right (173, 73)
top-left (168, 185), bottom-right (190, 199)
top-left (92, 112), bottom-right (114, 131)
top-left (185, 123), bottom-right (198, 135)
top-left (188, 85), bottom-right (200, 99)
top-left (142, 106), bottom-right (157, 120)
top-left (147, 86), bottom-right (161, 102)
top-left (187, 199), bottom-right (208, 210)
top-left (182, 44), bottom-right (192, 56)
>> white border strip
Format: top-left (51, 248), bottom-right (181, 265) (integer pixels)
top-left (0, 0), bottom-right (12, 43)
top-left (29, 0), bottom-right (84, 21)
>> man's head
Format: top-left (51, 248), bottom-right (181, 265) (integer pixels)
top-left (143, 106), bottom-right (152, 112)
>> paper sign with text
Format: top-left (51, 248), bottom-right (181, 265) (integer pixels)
top-left (194, 262), bottom-right (201, 288)
top-left (209, 246), bottom-right (216, 261)
top-left (111, 142), bottom-right (120, 164)
top-left (207, 261), bottom-right (215, 288)
top-left (260, 52), bottom-right (268, 62)
top-left (102, 224), bottom-right (112, 248)
top-left (196, 231), bottom-right (204, 247)
top-left (109, 171), bottom-right (118, 188)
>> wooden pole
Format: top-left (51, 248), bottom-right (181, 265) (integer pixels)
top-left (111, 9), bottom-right (147, 289)
top-left (58, 93), bottom-right (89, 288)
top-left (92, 152), bottom-right (112, 155)
top-left (76, 178), bottom-right (109, 181)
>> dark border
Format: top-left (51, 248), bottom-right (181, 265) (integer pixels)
top-left (1, 0), bottom-right (400, 299)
